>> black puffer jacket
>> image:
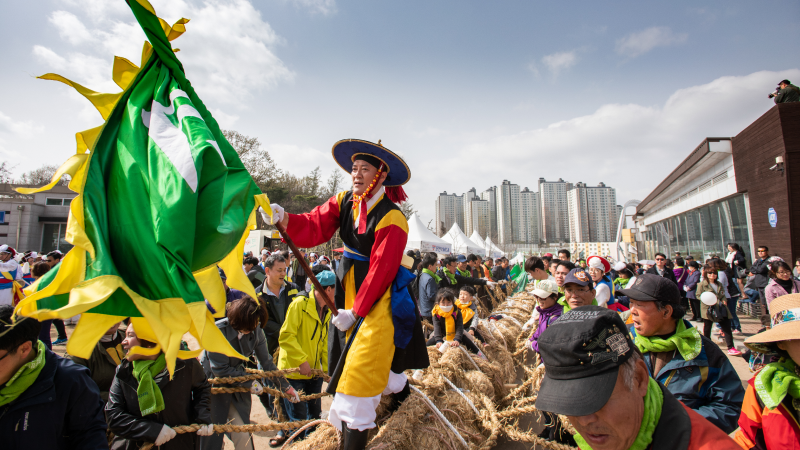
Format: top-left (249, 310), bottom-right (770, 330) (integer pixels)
top-left (105, 357), bottom-right (211, 450)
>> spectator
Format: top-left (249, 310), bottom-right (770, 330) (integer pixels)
top-left (107, 322), bottom-right (214, 449)
top-left (201, 296), bottom-right (297, 449)
top-left (243, 256), bottom-right (265, 289)
top-left (256, 254), bottom-right (300, 354)
top-left (277, 269), bottom-right (334, 441)
top-left (586, 256), bottom-right (614, 308)
top-left (548, 258), bottom-right (561, 277)
top-left (525, 256), bottom-right (554, 287)
top-left (426, 288), bottom-right (482, 354)
top-left (29, 261), bottom-right (58, 350)
top-left (646, 253), bottom-right (678, 284)
top-left (794, 258), bottom-right (800, 280)
top-left (623, 275), bottom-right (745, 433)
top-left (553, 260), bottom-right (576, 296)
top-left (481, 256), bottom-right (494, 279)
top-left (577, 259), bottom-right (587, 269)
top-left (535, 306), bottom-right (740, 450)
top-left (0, 305), bottom-right (107, 449)
top-left (557, 249), bottom-right (571, 262)
top-left (541, 253), bottom-right (553, 274)
top-left (764, 260), bottom-right (800, 311)
top-left (696, 264), bottom-right (741, 355)
top-left (684, 261), bottom-right (702, 322)
top-left (42, 250), bottom-right (69, 345)
top-left (457, 286), bottom-right (484, 344)
top-left (673, 257), bottom-right (688, 310)
top-left (612, 262), bottom-right (636, 308)
top-left (440, 255), bottom-right (493, 292)
top-left (69, 321), bottom-right (126, 402)
top-left (331, 253), bottom-right (342, 273)
top-left (290, 249), bottom-right (308, 290)
top-left (734, 294), bottom-right (800, 449)
top-left (769, 79), bottom-right (800, 104)
top-left (218, 267), bottom-right (247, 307)
top-left (418, 252), bottom-right (440, 323)
top-left (526, 279), bottom-right (563, 354)
top-left (491, 258), bottom-right (506, 282)
top-left (750, 246), bottom-right (773, 327)
top-left (716, 259), bottom-right (743, 335)
top-left (558, 268), bottom-right (597, 312)
top-left (725, 243), bottom-right (748, 300)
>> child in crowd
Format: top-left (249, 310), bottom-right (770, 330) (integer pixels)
top-left (457, 286), bottom-right (486, 345)
top-left (427, 288), bottom-right (482, 354)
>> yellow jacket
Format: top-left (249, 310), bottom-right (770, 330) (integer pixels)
top-left (277, 289), bottom-right (331, 380)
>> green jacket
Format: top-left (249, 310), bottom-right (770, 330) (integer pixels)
top-left (277, 289), bottom-right (331, 380)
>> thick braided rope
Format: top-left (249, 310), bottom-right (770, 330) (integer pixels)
top-left (440, 374), bottom-right (479, 416)
top-left (207, 367), bottom-right (329, 385)
top-left (279, 419), bottom-right (340, 450)
top-left (139, 420), bottom-right (316, 450)
top-left (409, 385), bottom-right (469, 450)
top-left (209, 385), bottom-right (330, 401)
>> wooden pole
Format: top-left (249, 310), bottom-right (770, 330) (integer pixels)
top-left (273, 221), bottom-right (338, 316)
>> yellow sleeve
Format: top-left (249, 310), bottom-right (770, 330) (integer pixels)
top-left (278, 300), bottom-right (308, 370)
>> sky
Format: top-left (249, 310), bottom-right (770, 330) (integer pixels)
top-left (1, 0), bottom-right (798, 228)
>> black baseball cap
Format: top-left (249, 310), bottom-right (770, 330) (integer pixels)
top-left (563, 268), bottom-right (592, 287)
top-left (535, 306), bottom-right (635, 416)
top-left (617, 273), bottom-right (680, 303)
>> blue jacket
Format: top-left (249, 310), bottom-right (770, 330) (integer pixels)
top-left (418, 272), bottom-right (438, 318)
top-left (684, 270), bottom-right (701, 299)
top-left (630, 320), bottom-right (745, 434)
top-left (0, 347), bottom-right (108, 449)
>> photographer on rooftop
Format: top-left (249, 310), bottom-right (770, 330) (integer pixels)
top-left (769, 79), bottom-right (799, 104)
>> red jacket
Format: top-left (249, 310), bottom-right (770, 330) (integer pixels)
top-left (734, 374), bottom-right (800, 449)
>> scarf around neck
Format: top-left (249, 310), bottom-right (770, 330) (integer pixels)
top-left (432, 304), bottom-right (458, 341)
top-left (422, 268), bottom-right (441, 283)
top-left (574, 377), bottom-right (663, 450)
top-left (132, 353), bottom-right (167, 416)
top-left (755, 358), bottom-right (800, 409)
top-left (530, 303), bottom-right (563, 353)
top-left (635, 319), bottom-right (702, 361)
top-left (456, 299), bottom-right (474, 325)
top-left (442, 267), bottom-right (457, 285)
top-left (0, 340), bottom-right (46, 407)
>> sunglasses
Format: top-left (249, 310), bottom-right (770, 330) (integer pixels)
top-left (655, 258), bottom-right (665, 261)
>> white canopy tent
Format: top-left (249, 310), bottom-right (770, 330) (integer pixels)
top-left (484, 236), bottom-right (504, 259)
top-left (443, 223), bottom-right (483, 255)
top-left (405, 213), bottom-right (452, 255)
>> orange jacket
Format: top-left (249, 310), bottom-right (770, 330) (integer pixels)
top-left (734, 374), bottom-right (800, 449)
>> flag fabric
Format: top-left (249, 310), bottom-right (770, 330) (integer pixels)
top-left (17, 0), bottom-right (270, 374)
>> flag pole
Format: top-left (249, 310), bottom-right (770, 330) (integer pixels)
top-left (274, 222), bottom-right (338, 316)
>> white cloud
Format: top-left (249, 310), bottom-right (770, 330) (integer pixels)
top-left (34, 0), bottom-right (294, 106)
top-left (49, 11), bottom-right (95, 45)
top-left (209, 108), bottom-right (240, 129)
top-left (616, 26), bottom-right (688, 58)
top-left (0, 111), bottom-right (45, 158)
top-left (268, 143), bottom-right (329, 177)
top-left (286, 0), bottom-right (337, 15)
top-left (541, 51), bottom-right (578, 76)
top-left (415, 69), bottom-right (800, 211)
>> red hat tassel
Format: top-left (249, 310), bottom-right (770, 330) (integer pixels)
top-left (385, 186), bottom-right (408, 204)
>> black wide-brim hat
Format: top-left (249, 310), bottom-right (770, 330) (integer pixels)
top-left (332, 139), bottom-right (410, 187)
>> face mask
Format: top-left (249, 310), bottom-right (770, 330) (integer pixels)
top-left (439, 305), bottom-right (453, 312)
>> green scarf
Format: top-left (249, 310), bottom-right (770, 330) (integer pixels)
top-left (422, 268), bottom-right (441, 283)
top-left (0, 340), bottom-right (47, 407)
top-left (457, 268), bottom-right (471, 278)
top-left (558, 296), bottom-right (598, 313)
top-left (441, 267), bottom-right (457, 285)
top-left (132, 353), bottom-right (167, 416)
top-left (755, 358), bottom-right (800, 410)
top-left (575, 377), bottom-right (663, 450)
top-left (634, 319), bottom-right (702, 361)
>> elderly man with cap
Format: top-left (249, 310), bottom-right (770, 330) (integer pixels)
top-left (620, 274), bottom-right (744, 434)
top-left (558, 268), bottom-right (599, 313)
top-left (535, 305), bottom-right (740, 450)
top-left (0, 245), bottom-right (24, 306)
top-left (264, 139), bottom-right (429, 449)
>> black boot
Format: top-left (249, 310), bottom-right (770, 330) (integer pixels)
top-left (342, 422), bottom-right (370, 450)
top-left (385, 381), bottom-right (411, 415)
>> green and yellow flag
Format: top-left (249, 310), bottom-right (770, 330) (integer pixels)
top-left (16, 0), bottom-right (270, 374)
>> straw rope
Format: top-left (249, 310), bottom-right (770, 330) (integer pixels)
top-left (209, 385), bottom-right (330, 401)
top-left (410, 385), bottom-right (469, 450)
top-left (139, 420), bottom-right (316, 450)
top-left (207, 367), bottom-right (329, 385)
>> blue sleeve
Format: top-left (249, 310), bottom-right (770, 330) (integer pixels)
top-left (695, 355), bottom-right (746, 434)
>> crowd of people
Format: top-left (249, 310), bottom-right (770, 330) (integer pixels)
top-left (2, 131), bottom-right (800, 450)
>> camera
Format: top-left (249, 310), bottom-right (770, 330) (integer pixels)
top-left (769, 88), bottom-right (781, 99)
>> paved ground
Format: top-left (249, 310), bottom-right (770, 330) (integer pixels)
top-left (49, 306), bottom-right (761, 449)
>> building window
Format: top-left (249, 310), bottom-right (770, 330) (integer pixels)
top-left (46, 198), bottom-right (66, 206)
top-left (41, 223), bottom-right (73, 254)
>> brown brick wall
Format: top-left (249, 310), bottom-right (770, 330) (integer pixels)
top-left (732, 102), bottom-right (800, 263)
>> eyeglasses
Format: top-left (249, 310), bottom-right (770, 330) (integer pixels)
top-left (758, 250), bottom-right (767, 253)
top-left (655, 258), bottom-right (665, 261)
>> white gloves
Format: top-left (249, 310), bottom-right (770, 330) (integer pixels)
top-left (197, 424), bottom-right (214, 436)
top-left (250, 380), bottom-right (264, 395)
top-left (155, 424), bottom-right (177, 446)
top-left (486, 281), bottom-right (497, 288)
top-left (332, 309), bottom-right (356, 332)
top-left (259, 204), bottom-right (284, 225)
top-left (286, 386), bottom-right (300, 403)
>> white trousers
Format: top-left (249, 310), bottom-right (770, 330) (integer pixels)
top-left (328, 371), bottom-right (407, 432)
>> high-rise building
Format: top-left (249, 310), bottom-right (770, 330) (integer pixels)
top-left (519, 187), bottom-right (541, 244)
top-left (567, 182), bottom-right (618, 243)
top-left (480, 186), bottom-right (497, 239)
top-left (462, 188), bottom-right (477, 236)
top-left (538, 178), bottom-right (573, 243)
top-left (435, 191), bottom-right (463, 237)
top-left (466, 198), bottom-right (491, 239)
top-left (496, 180), bottom-right (521, 244)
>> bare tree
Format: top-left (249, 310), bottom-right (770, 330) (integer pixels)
top-left (324, 170), bottom-right (345, 198)
top-left (222, 129), bottom-right (280, 189)
top-left (17, 164), bottom-right (69, 186)
top-left (398, 201), bottom-right (417, 219)
top-left (0, 162), bottom-right (14, 184)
